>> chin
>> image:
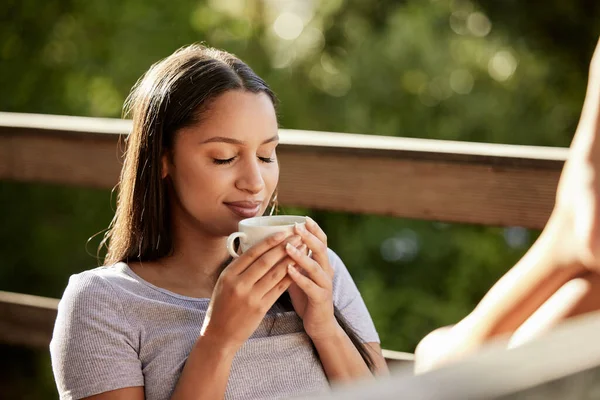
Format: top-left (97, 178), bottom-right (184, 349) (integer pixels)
top-left (222, 218), bottom-right (242, 235)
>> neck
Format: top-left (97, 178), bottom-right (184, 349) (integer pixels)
top-left (161, 218), bottom-right (232, 289)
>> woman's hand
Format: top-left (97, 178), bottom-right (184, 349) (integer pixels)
top-left (200, 232), bottom-right (302, 352)
top-left (285, 217), bottom-right (339, 340)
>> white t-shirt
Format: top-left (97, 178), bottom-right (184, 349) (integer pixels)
top-left (50, 249), bottom-right (380, 400)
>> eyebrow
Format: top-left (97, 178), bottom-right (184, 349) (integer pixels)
top-left (201, 134), bottom-right (279, 146)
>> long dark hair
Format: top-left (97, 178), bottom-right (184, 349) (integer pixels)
top-left (101, 44), bottom-right (375, 372)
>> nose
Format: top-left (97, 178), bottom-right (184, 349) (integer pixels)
top-left (235, 157), bottom-right (265, 194)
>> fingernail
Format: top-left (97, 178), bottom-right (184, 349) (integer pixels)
top-left (306, 216), bottom-right (314, 225)
top-left (287, 264), bottom-right (297, 274)
top-left (286, 242), bottom-right (298, 253)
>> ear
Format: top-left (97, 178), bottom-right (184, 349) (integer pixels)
top-left (161, 152), bottom-right (170, 179)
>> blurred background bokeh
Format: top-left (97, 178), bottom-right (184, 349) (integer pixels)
top-left (2, 0), bottom-right (600, 397)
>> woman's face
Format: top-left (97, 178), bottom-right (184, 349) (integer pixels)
top-left (164, 90), bottom-right (280, 238)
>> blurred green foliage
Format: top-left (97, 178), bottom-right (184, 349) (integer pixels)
top-left (1, 0), bottom-right (599, 397)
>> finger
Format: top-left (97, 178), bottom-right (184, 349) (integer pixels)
top-left (294, 222), bottom-right (332, 278)
top-left (306, 216), bottom-right (327, 245)
top-left (286, 243), bottom-right (330, 288)
top-left (287, 264), bottom-right (322, 299)
top-left (228, 231), bottom-right (288, 275)
top-left (262, 275), bottom-right (293, 305)
top-left (242, 235), bottom-right (302, 283)
top-left (254, 254), bottom-right (296, 297)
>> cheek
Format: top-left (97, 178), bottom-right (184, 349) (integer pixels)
top-left (264, 163), bottom-right (280, 191)
top-left (170, 156), bottom-right (223, 207)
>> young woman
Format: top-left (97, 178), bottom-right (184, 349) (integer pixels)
top-left (416, 36), bottom-right (600, 373)
top-left (50, 45), bottom-right (388, 400)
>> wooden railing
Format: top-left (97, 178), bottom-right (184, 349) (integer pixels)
top-left (0, 112), bottom-right (570, 367)
top-left (0, 112), bottom-right (567, 228)
top-left (0, 291), bottom-right (59, 348)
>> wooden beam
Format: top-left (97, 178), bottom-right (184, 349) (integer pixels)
top-left (381, 349), bottom-right (415, 370)
top-left (0, 291), bottom-right (58, 348)
top-left (0, 112), bottom-right (568, 229)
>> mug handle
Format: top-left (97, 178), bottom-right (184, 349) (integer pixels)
top-left (226, 232), bottom-right (248, 258)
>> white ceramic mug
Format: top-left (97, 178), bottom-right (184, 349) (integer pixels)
top-left (226, 215), bottom-right (307, 258)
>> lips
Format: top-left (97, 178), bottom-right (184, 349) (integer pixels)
top-left (224, 201), bottom-right (263, 218)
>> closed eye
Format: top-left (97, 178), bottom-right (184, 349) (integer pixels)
top-left (213, 157), bottom-right (235, 165)
top-left (213, 156), bottom-right (275, 165)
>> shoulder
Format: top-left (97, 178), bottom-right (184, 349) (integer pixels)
top-left (51, 266), bottom-right (144, 399)
top-left (325, 248), bottom-right (359, 305)
top-left (325, 248), bottom-right (381, 343)
top-left (52, 264), bottom-right (139, 352)
top-left (326, 248), bottom-right (346, 273)
top-left (55, 264), bottom-right (140, 333)
top-left (326, 248), bottom-right (353, 284)
top-left (59, 264), bottom-right (129, 306)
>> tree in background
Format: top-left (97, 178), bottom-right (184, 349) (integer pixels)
top-left (1, 0), bottom-right (599, 397)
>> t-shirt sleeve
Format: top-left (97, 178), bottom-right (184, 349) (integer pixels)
top-left (329, 249), bottom-right (380, 343)
top-left (50, 271), bottom-right (144, 400)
